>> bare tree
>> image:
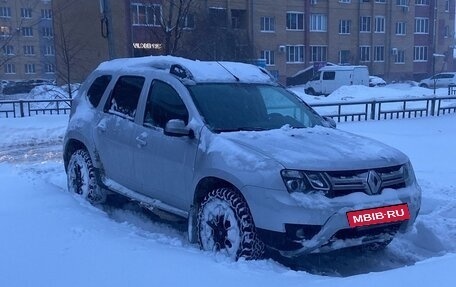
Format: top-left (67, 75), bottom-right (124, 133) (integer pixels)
top-left (52, 0), bottom-right (91, 99)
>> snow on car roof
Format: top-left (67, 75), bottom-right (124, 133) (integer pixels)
top-left (319, 65), bottom-right (368, 71)
top-left (96, 55), bottom-right (274, 84)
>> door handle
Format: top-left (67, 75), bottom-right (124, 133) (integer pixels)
top-left (135, 135), bottom-right (147, 147)
top-left (97, 122), bottom-right (107, 132)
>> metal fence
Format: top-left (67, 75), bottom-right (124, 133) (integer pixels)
top-left (0, 99), bottom-right (72, 118)
top-left (1, 96), bottom-right (456, 122)
top-left (310, 96), bottom-right (456, 122)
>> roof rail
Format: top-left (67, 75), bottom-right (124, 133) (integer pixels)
top-left (169, 64), bottom-right (194, 80)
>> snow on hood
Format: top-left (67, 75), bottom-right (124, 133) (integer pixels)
top-left (213, 125), bottom-right (409, 171)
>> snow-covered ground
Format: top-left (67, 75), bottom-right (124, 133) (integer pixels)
top-left (0, 112), bottom-right (455, 286)
top-left (1, 81), bottom-right (455, 285)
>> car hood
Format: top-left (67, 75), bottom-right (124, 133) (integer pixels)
top-left (214, 126), bottom-right (408, 171)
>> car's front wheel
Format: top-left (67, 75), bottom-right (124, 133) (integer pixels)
top-left (67, 149), bottom-right (106, 204)
top-left (197, 187), bottom-right (264, 260)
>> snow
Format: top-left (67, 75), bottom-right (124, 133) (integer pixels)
top-left (1, 83), bottom-right (456, 286)
top-left (96, 55), bottom-right (273, 83)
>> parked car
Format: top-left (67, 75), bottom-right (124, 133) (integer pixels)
top-left (64, 56), bottom-right (421, 260)
top-left (369, 76), bottom-right (387, 87)
top-left (419, 72), bottom-right (456, 88)
top-left (304, 65), bottom-right (369, 96)
top-left (2, 79), bottom-right (55, 95)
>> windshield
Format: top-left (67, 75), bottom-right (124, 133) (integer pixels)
top-left (187, 83), bottom-right (323, 132)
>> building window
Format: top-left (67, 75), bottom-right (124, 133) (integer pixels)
top-left (286, 45), bottom-right (304, 63)
top-left (395, 50), bottom-right (405, 64)
top-left (25, 63), bottom-right (36, 74)
top-left (182, 14), bottom-right (195, 29)
top-left (375, 0), bottom-right (387, 3)
top-left (21, 27), bottom-right (33, 37)
top-left (339, 0), bottom-right (351, 3)
top-left (131, 3), bottom-right (162, 26)
top-left (310, 46), bottom-right (327, 62)
top-left (45, 64), bottom-right (55, 74)
top-left (445, 0), bottom-right (450, 11)
top-left (415, 0), bottom-right (429, 5)
top-left (3, 45), bottom-right (13, 55)
top-left (310, 14), bottom-right (327, 32)
top-left (360, 16), bottom-right (371, 32)
top-left (414, 46), bottom-right (428, 61)
top-left (260, 50), bottom-right (275, 66)
top-left (21, 8), bottom-right (32, 18)
top-left (231, 9), bottom-right (246, 29)
top-left (339, 20), bottom-right (351, 34)
top-left (396, 22), bottom-right (406, 35)
top-left (44, 45), bottom-right (55, 56)
top-left (4, 63), bottom-right (15, 74)
top-left (414, 17), bottom-right (429, 34)
top-left (41, 9), bottom-right (52, 19)
top-left (359, 46), bottom-right (371, 62)
top-left (396, 0), bottom-right (409, 6)
top-left (0, 7), bottom-right (11, 18)
top-left (286, 12), bottom-right (304, 30)
top-left (374, 16), bottom-right (385, 33)
top-left (339, 50), bottom-right (351, 64)
top-left (23, 45), bottom-right (35, 55)
top-left (374, 46), bottom-right (384, 62)
top-left (444, 25), bottom-right (450, 38)
top-left (208, 7), bottom-right (228, 27)
top-left (261, 17), bottom-right (275, 32)
top-left (42, 27), bottom-right (53, 38)
top-left (1, 26), bottom-right (11, 37)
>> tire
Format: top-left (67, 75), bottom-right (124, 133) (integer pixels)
top-left (67, 149), bottom-right (106, 204)
top-left (419, 83), bottom-right (428, 88)
top-left (197, 187), bottom-right (264, 260)
top-left (305, 88), bottom-right (315, 95)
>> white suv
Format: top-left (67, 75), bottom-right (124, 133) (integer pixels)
top-left (64, 56), bottom-right (421, 260)
top-left (419, 72), bottom-right (456, 88)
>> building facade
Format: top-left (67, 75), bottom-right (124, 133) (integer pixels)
top-left (0, 0), bottom-right (55, 81)
top-left (53, 0), bottom-right (455, 84)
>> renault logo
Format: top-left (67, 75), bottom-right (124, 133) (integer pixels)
top-left (367, 170), bottom-right (382, 195)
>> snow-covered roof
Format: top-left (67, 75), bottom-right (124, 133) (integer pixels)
top-left (96, 56), bottom-right (275, 84)
top-left (318, 65), bottom-right (368, 71)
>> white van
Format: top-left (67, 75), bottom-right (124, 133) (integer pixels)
top-left (304, 65), bottom-right (369, 96)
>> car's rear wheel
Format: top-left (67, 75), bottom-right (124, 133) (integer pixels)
top-left (197, 187), bottom-right (264, 260)
top-left (419, 83), bottom-right (429, 88)
top-left (67, 149), bottom-right (106, 204)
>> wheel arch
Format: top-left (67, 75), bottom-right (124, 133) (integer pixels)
top-left (63, 139), bottom-right (87, 172)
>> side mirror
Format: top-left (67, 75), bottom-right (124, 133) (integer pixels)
top-left (164, 119), bottom-right (194, 138)
top-left (323, 116), bottom-right (337, 128)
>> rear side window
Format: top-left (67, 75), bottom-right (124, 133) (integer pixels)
top-left (87, 75), bottom-right (112, 107)
top-left (105, 76), bottom-right (145, 119)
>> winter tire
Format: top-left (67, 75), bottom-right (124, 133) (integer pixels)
top-left (67, 149), bottom-right (106, 204)
top-left (197, 187), bottom-right (264, 260)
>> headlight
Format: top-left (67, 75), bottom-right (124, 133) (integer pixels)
top-left (281, 169), bottom-right (331, 194)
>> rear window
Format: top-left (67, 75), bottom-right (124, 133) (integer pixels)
top-left (87, 75), bottom-right (112, 107)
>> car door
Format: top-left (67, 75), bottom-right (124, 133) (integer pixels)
top-left (93, 75), bottom-right (146, 192)
top-left (133, 78), bottom-right (199, 210)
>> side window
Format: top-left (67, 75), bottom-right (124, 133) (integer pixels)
top-left (322, 71), bottom-right (335, 80)
top-left (87, 75), bottom-right (112, 107)
top-left (144, 80), bottom-right (189, 129)
top-left (105, 76), bottom-right (145, 119)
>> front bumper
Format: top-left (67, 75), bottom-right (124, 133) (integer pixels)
top-left (241, 183), bottom-right (421, 257)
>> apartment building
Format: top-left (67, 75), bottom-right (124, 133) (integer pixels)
top-left (0, 0), bottom-right (55, 82)
top-left (53, 0), bottom-right (455, 84)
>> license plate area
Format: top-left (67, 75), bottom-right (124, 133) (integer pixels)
top-left (346, 203), bottom-right (410, 228)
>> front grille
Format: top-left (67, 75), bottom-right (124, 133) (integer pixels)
top-left (325, 165), bottom-right (406, 198)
